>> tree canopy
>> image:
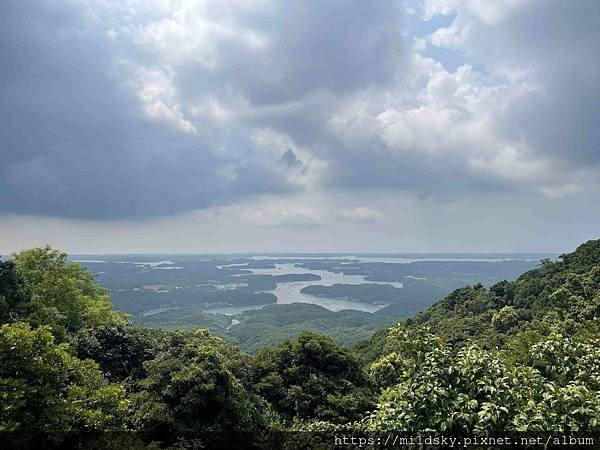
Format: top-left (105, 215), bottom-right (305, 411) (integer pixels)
top-left (0, 322), bottom-right (128, 431)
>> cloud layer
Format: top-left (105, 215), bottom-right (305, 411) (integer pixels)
top-left (1, 0), bottom-right (599, 226)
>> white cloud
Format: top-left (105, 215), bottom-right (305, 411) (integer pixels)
top-left (468, 145), bottom-right (547, 182)
top-left (422, 0), bottom-right (457, 20)
top-left (336, 207), bottom-right (383, 223)
top-left (241, 205), bottom-right (324, 227)
top-left (135, 66), bottom-right (197, 134)
top-left (539, 184), bottom-right (583, 199)
top-left (236, 196), bottom-right (384, 227)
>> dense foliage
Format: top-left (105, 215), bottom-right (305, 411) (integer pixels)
top-left (128, 329), bottom-right (274, 441)
top-left (1, 240), bottom-right (600, 446)
top-left (0, 322), bottom-right (128, 431)
top-left (7, 248), bottom-right (125, 339)
top-left (363, 327), bottom-right (600, 432)
top-left (252, 331), bottom-right (372, 423)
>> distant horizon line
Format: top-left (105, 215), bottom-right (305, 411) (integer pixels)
top-left (64, 252), bottom-right (559, 257)
top-left (1, 250), bottom-right (562, 259)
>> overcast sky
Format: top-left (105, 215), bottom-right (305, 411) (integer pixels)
top-left (1, 0), bottom-right (598, 254)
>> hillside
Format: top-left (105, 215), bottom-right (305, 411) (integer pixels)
top-left (360, 239), bottom-right (600, 358)
top-left (1, 241), bottom-right (600, 447)
top-left (137, 303), bottom-right (397, 353)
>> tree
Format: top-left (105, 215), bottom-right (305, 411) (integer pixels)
top-left (129, 329), bottom-right (273, 442)
top-left (252, 331), bottom-right (373, 423)
top-left (71, 324), bottom-right (164, 382)
top-left (492, 306), bottom-right (519, 332)
top-left (0, 261), bottom-right (29, 324)
top-left (0, 322), bottom-right (128, 431)
top-left (12, 247), bottom-right (125, 338)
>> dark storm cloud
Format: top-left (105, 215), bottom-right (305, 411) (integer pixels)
top-left (0, 0), bottom-right (295, 220)
top-left (280, 149), bottom-right (303, 170)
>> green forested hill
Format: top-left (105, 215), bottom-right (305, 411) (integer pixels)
top-left (1, 241), bottom-right (600, 447)
top-left (361, 239), bottom-right (600, 355)
top-left (137, 303), bottom-right (395, 353)
top-left (353, 240), bottom-right (600, 432)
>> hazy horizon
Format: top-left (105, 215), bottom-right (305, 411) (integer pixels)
top-left (3, 249), bottom-right (561, 260)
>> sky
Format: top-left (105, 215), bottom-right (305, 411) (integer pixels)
top-left (1, 0), bottom-right (599, 254)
